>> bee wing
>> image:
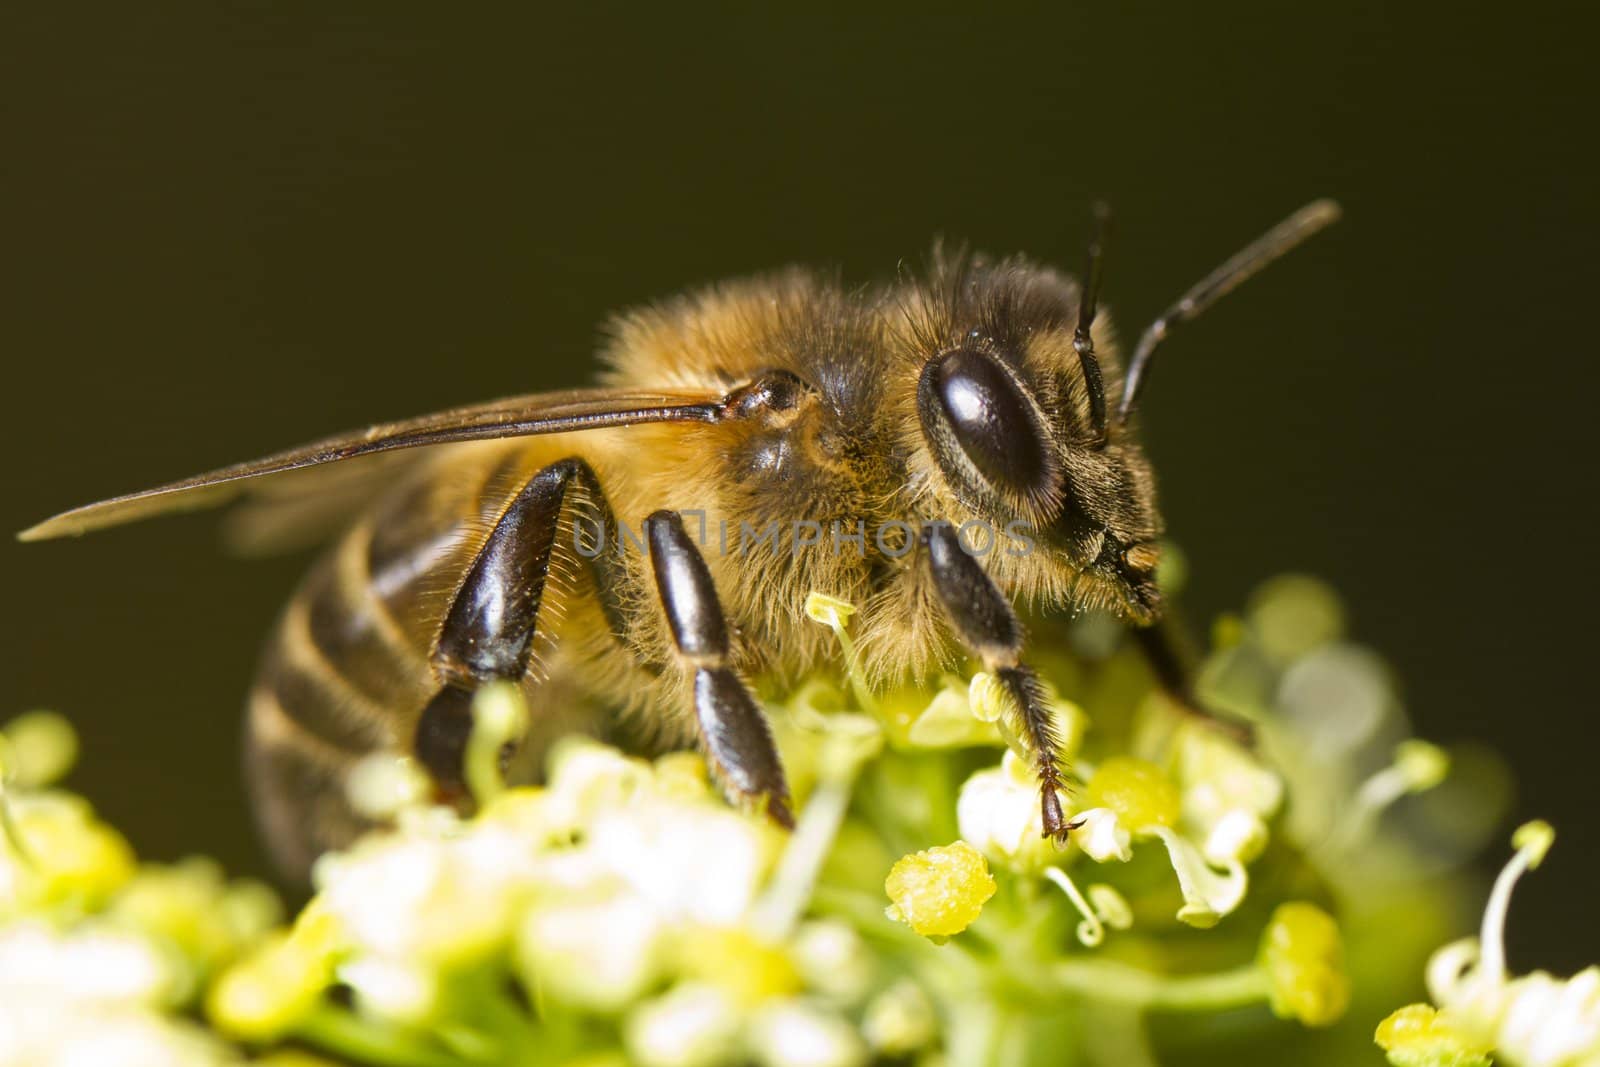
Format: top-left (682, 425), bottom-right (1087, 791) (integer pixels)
top-left (217, 450), bottom-right (430, 556)
top-left (19, 387), bottom-right (725, 542)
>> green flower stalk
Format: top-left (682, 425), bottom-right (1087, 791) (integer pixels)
top-left (0, 573), bottom-right (1535, 1066)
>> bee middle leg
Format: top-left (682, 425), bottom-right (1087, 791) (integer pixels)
top-left (644, 509), bottom-right (794, 829)
top-left (920, 523), bottom-right (1073, 840)
top-left (415, 457), bottom-right (628, 800)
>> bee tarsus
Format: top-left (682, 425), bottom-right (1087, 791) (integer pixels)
top-left (920, 522), bottom-right (1070, 840)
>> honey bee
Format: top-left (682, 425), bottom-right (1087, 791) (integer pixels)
top-left (21, 201), bottom-right (1339, 882)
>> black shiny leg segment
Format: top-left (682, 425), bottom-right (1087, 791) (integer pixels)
top-left (416, 457), bottom-right (627, 797)
top-left (920, 522), bottom-right (1071, 839)
top-left (1131, 617), bottom-right (1255, 746)
top-left (645, 510), bottom-right (793, 829)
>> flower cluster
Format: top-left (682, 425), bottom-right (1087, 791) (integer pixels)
top-left (1377, 822), bottom-right (1600, 1067)
top-left (0, 711), bottom-right (284, 1067)
top-left (0, 571), bottom-right (1557, 1066)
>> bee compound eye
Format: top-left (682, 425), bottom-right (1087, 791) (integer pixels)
top-left (919, 347), bottom-right (1055, 502)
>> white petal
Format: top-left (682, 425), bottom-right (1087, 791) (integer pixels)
top-left (1070, 808), bottom-right (1132, 864)
top-left (517, 892), bottom-right (664, 1011)
top-left (626, 983), bottom-right (743, 1067)
top-left (1202, 810), bottom-right (1268, 865)
top-left (956, 766), bottom-right (1049, 871)
top-left (1148, 827), bottom-right (1248, 928)
top-left (749, 1000), bottom-right (868, 1067)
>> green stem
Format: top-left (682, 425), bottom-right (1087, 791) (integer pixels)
top-left (0, 779), bottom-right (34, 869)
top-left (297, 1005), bottom-right (478, 1067)
top-left (830, 619), bottom-right (879, 716)
top-left (1044, 959), bottom-right (1271, 1011)
top-left (751, 773), bottom-right (855, 940)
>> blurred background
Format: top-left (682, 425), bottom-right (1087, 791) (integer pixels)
top-left (2, 0), bottom-right (1593, 984)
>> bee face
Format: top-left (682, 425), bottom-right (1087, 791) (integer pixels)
top-left (903, 258), bottom-right (1164, 622)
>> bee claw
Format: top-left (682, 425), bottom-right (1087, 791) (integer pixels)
top-left (765, 792), bottom-right (796, 831)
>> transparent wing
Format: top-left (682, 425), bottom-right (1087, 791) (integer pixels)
top-left (19, 387), bottom-right (725, 542)
top-left (217, 450), bottom-right (426, 556)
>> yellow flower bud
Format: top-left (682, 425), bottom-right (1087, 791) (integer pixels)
top-left (1247, 574), bottom-right (1345, 663)
top-left (1259, 902), bottom-right (1350, 1027)
top-left (1084, 757), bottom-right (1181, 831)
top-left (107, 857), bottom-right (282, 977)
top-left (206, 931), bottom-right (332, 1040)
top-left (883, 840), bottom-right (996, 938)
top-left (1511, 819), bottom-right (1554, 868)
top-left (1374, 1003), bottom-right (1492, 1067)
top-left (1, 794), bottom-right (136, 914)
top-left (0, 711), bottom-right (78, 789)
top-left (675, 926), bottom-right (800, 1008)
top-left (863, 980), bottom-right (937, 1055)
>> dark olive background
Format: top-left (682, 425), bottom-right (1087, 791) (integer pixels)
top-left (3, 3), bottom-right (1594, 978)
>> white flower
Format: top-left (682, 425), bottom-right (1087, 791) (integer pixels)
top-left (748, 999), bottom-right (868, 1067)
top-left (315, 822), bottom-right (533, 965)
top-left (0, 921), bottom-right (183, 1007)
top-left (1147, 827), bottom-right (1248, 929)
top-left (862, 980), bottom-right (937, 1055)
top-left (626, 983), bottom-right (744, 1067)
top-left (589, 799), bottom-right (771, 927)
top-left (0, 999), bottom-right (242, 1067)
top-left (1175, 723), bottom-right (1283, 840)
top-left (957, 755), bottom-right (1054, 871)
top-left (543, 738), bottom-right (656, 831)
top-left (0, 921), bottom-right (237, 1067)
top-left (517, 889), bottom-right (666, 1010)
top-left (1069, 807), bottom-right (1132, 864)
top-left (1382, 821), bottom-right (1600, 1067)
top-left (788, 920), bottom-right (872, 1004)
top-left (337, 955), bottom-right (439, 1026)
top-left (1494, 969), bottom-right (1600, 1067)
top-left (344, 753), bottom-right (432, 821)
top-left (1203, 809), bottom-right (1270, 865)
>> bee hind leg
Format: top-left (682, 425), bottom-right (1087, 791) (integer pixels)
top-left (919, 523), bottom-right (1075, 841)
top-left (644, 509), bottom-right (794, 829)
top-left (416, 457), bottom-right (627, 801)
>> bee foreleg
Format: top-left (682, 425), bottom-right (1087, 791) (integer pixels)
top-left (416, 457), bottom-right (624, 798)
top-left (920, 522), bottom-right (1073, 840)
top-left (644, 509), bottom-right (794, 830)
top-left (1131, 618), bottom-right (1255, 747)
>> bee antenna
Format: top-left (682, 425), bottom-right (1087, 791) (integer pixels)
top-left (1117, 199), bottom-right (1342, 425)
top-left (1073, 201), bottom-right (1111, 448)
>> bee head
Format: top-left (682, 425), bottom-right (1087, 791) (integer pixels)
top-left (904, 253), bottom-right (1164, 622)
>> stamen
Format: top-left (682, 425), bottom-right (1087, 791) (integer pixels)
top-left (1044, 867), bottom-right (1107, 947)
top-left (1478, 820), bottom-right (1554, 980)
top-left (465, 683), bottom-right (528, 806)
top-left (1323, 740), bottom-right (1450, 855)
top-left (804, 592), bottom-right (878, 715)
